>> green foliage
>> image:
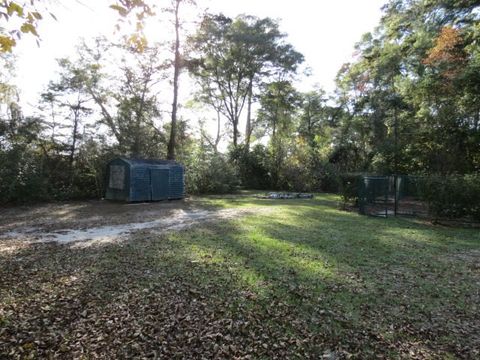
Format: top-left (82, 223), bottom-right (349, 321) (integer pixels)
top-left (338, 174), bottom-right (360, 207)
top-left (2, 2), bottom-right (480, 207)
top-left (0, 53), bottom-right (17, 104)
top-left (0, 0), bottom-right (50, 52)
top-left (185, 144), bottom-right (239, 194)
top-left (71, 38), bottom-right (169, 158)
top-left (188, 13), bottom-right (303, 147)
top-left (230, 145), bottom-right (271, 190)
top-left (0, 114), bottom-right (47, 203)
top-left (257, 81), bottom-right (300, 138)
top-left (0, 117), bottom-right (112, 204)
top-left (109, 0), bottom-right (155, 51)
top-left (0, 36), bottom-right (182, 204)
top-left (418, 174), bottom-right (480, 221)
top-left (334, 0), bottom-right (480, 175)
top-left (0, 146), bottom-right (48, 203)
top-left (314, 164), bottom-right (339, 193)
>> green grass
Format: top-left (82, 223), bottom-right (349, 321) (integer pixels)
top-left (1, 194), bottom-right (479, 358)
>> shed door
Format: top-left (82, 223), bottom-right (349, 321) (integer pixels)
top-left (150, 168), bottom-right (170, 201)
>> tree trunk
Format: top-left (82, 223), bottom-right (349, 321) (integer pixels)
top-left (69, 106), bottom-right (80, 187)
top-left (215, 109), bottom-right (221, 151)
top-left (167, 0), bottom-right (181, 160)
top-left (132, 118), bottom-right (141, 156)
top-left (233, 118), bottom-right (239, 148)
top-left (245, 82), bottom-right (253, 151)
top-left (88, 88), bottom-right (121, 142)
top-left (70, 108), bottom-right (79, 167)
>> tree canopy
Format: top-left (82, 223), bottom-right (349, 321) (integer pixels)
top-left (0, 0), bottom-right (479, 203)
top-left (188, 14), bottom-right (304, 147)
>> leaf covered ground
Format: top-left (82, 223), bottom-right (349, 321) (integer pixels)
top-left (0, 194), bottom-right (479, 359)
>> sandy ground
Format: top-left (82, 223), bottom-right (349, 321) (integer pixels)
top-left (0, 199), bottom-right (266, 249)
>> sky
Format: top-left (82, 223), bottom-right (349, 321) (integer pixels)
top-left (207, 0), bottom-right (386, 92)
top-left (12, 0), bottom-right (387, 111)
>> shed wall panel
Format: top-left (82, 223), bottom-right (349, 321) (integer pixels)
top-left (168, 166), bottom-right (184, 199)
top-left (105, 159), bottom-right (130, 201)
top-left (151, 168), bottom-right (170, 200)
top-left (130, 167), bottom-right (151, 202)
top-left (105, 158), bottom-right (185, 202)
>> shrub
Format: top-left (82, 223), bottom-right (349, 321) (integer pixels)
top-left (417, 174), bottom-right (480, 221)
top-left (0, 145), bottom-right (51, 204)
top-left (277, 162), bottom-right (311, 192)
top-left (338, 174), bottom-right (360, 208)
top-left (230, 145), bottom-right (271, 190)
top-left (318, 163), bottom-right (341, 193)
top-left (186, 149), bottom-right (240, 194)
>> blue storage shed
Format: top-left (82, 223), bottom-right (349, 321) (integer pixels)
top-left (105, 158), bottom-right (185, 202)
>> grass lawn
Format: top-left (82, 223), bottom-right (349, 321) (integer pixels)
top-left (1, 194), bottom-right (479, 359)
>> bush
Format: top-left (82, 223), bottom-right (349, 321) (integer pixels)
top-left (0, 145), bottom-right (51, 204)
top-left (277, 162), bottom-right (311, 192)
top-left (338, 174), bottom-right (360, 208)
top-left (186, 149), bottom-right (240, 194)
top-left (317, 163), bottom-right (341, 193)
top-left (417, 174), bottom-right (480, 221)
top-left (230, 145), bottom-right (271, 190)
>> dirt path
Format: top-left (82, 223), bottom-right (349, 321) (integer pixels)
top-left (0, 201), bottom-right (269, 249)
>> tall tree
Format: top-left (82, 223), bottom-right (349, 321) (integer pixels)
top-left (298, 89), bottom-right (328, 147)
top-left (75, 38), bottom-right (168, 157)
top-left (332, 0), bottom-right (480, 174)
top-left (188, 14), bottom-right (303, 148)
top-left (257, 81), bottom-right (300, 140)
top-left (167, 0), bottom-right (182, 160)
top-left (111, 0), bottom-right (195, 159)
top-left (257, 80), bottom-right (300, 188)
top-left (0, 53), bottom-right (17, 113)
top-left (41, 59), bottom-right (93, 171)
top-left (167, 0), bottom-right (195, 160)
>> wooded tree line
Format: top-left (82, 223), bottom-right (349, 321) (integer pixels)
top-left (0, 0), bottom-right (479, 203)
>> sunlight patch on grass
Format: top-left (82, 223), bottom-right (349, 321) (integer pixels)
top-left (241, 230), bottom-right (336, 280)
top-left (2, 193), bottom-right (480, 358)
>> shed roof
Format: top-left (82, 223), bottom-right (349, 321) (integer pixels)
top-left (115, 157), bottom-right (181, 166)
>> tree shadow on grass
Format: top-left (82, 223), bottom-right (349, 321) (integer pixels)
top-left (170, 205), bottom-right (480, 357)
top-left (1, 197), bottom-right (479, 358)
top-left (0, 234), bottom-right (334, 358)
